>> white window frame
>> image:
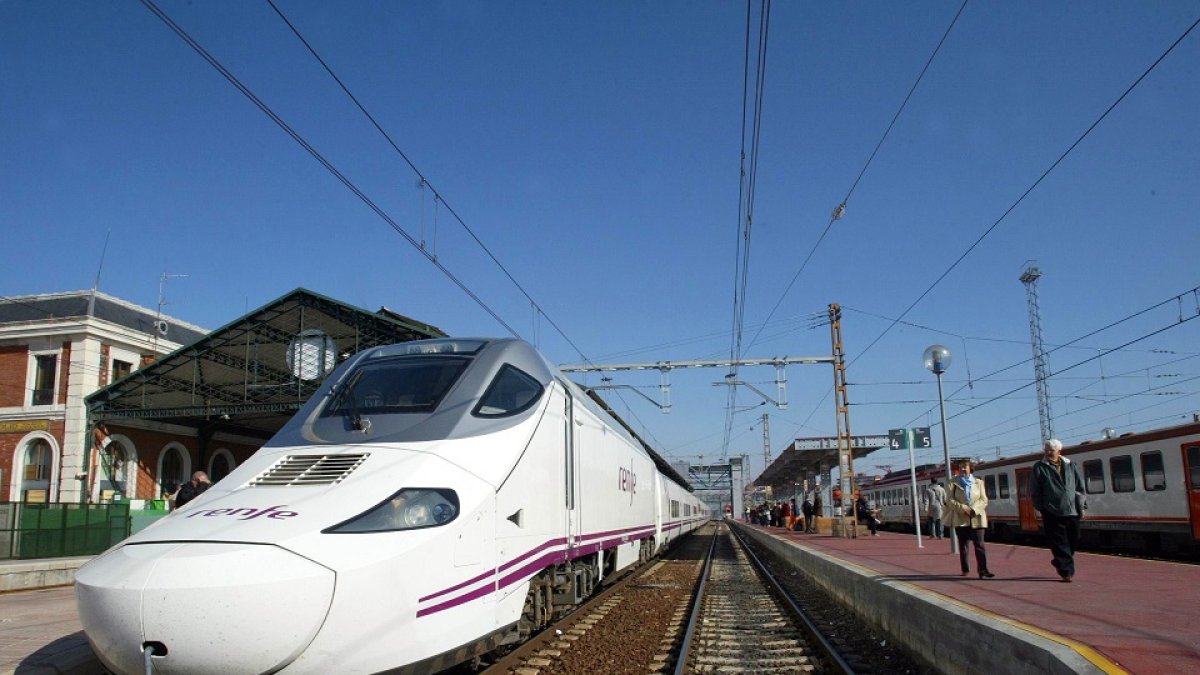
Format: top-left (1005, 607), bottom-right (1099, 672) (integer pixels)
top-left (156, 442), bottom-right (192, 498)
top-left (92, 434), bottom-right (138, 502)
top-left (26, 347), bottom-right (63, 408)
top-left (9, 432), bottom-right (60, 502)
top-left (208, 447), bottom-right (236, 482)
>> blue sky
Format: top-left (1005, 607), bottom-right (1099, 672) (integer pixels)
top-left (3, 1), bottom-right (1198, 480)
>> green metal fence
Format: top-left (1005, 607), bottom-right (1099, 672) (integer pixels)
top-left (0, 502), bottom-right (131, 560)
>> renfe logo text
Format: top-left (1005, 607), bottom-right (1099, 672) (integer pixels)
top-left (618, 466), bottom-right (637, 495)
top-left (186, 505), bottom-right (299, 520)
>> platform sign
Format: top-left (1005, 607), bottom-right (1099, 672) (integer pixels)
top-left (888, 428), bottom-right (908, 450)
top-left (913, 427), bottom-right (932, 448)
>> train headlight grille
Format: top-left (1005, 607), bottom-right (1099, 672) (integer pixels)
top-left (250, 453), bottom-right (370, 486)
top-left (324, 488), bottom-right (460, 533)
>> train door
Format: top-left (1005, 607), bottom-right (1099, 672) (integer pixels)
top-left (1016, 468), bottom-right (1039, 532)
top-left (564, 393), bottom-right (580, 552)
top-left (1182, 442), bottom-right (1200, 540)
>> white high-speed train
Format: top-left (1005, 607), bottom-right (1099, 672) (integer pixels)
top-left (76, 338), bottom-right (706, 674)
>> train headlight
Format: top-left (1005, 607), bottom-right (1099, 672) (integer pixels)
top-left (325, 488), bottom-right (460, 533)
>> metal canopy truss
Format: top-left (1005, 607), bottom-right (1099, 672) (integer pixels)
top-left (86, 288), bottom-right (445, 438)
top-left (685, 457), bottom-right (746, 515)
top-left (560, 356), bottom-right (833, 414)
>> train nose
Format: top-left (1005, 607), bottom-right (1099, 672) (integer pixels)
top-left (76, 542), bottom-right (334, 675)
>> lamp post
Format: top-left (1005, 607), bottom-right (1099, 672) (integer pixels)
top-left (924, 344), bottom-right (958, 554)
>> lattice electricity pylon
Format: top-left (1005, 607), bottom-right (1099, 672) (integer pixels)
top-left (1020, 262), bottom-right (1054, 444)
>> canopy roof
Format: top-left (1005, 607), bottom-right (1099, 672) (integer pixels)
top-left (86, 288), bottom-right (444, 439)
top-left (756, 435), bottom-right (888, 492)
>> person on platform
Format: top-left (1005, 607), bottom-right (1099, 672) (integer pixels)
top-left (855, 494), bottom-right (879, 536)
top-left (174, 471), bottom-right (211, 508)
top-left (925, 478), bottom-right (947, 539)
top-left (944, 460), bottom-right (994, 579)
top-left (801, 497), bottom-right (815, 533)
top-left (1030, 438), bottom-right (1087, 583)
top-left (812, 493), bottom-right (823, 531)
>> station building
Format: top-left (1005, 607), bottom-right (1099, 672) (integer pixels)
top-left (1, 289), bottom-right (443, 506)
top-left (0, 290), bottom-right (206, 504)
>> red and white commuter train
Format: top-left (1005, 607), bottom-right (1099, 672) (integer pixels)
top-left (75, 338), bottom-right (706, 674)
top-left (865, 421), bottom-right (1200, 552)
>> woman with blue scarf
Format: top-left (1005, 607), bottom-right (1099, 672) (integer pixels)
top-left (944, 459), bottom-right (995, 579)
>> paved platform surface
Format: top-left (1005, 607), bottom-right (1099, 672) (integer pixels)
top-left (750, 524), bottom-right (1200, 674)
top-left (0, 586), bottom-right (102, 675)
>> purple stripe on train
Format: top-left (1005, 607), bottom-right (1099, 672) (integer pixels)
top-left (416, 519), bottom-right (703, 616)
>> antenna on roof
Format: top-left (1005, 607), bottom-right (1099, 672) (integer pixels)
top-left (154, 272), bottom-right (188, 353)
top-left (88, 230), bottom-right (111, 317)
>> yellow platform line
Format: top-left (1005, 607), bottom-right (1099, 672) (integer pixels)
top-left (825, 552), bottom-right (1127, 675)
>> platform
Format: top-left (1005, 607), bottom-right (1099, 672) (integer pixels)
top-left (734, 520), bottom-right (1200, 675)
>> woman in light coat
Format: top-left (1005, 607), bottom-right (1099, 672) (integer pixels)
top-left (944, 459), bottom-right (994, 579)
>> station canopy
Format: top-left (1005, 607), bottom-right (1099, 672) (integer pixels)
top-left (86, 288), bottom-right (445, 439)
top-left (756, 435), bottom-right (889, 492)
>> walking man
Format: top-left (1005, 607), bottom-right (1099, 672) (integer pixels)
top-left (925, 478), bottom-right (946, 539)
top-left (1030, 438), bottom-right (1086, 582)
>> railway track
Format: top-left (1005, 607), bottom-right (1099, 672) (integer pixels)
top-left (482, 522), bottom-right (865, 675)
top-left (675, 523), bottom-right (851, 674)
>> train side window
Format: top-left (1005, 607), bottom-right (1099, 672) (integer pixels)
top-left (1110, 455), bottom-right (1135, 493)
top-left (1190, 447), bottom-right (1200, 490)
top-left (1141, 451), bottom-right (1165, 491)
top-left (998, 473), bottom-right (1010, 499)
top-left (903, 488), bottom-right (909, 506)
top-left (1083, 460), bottom-right (1105, 494)
top-left (671, 500), bottom-right (680, 518)
top-left (984, 475), bottom-right (997, 500)
top-left (474, 365), bottom-right (544, 417)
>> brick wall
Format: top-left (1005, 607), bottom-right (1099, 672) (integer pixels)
top-left (0, 345), bottom-right (28, 407)
top-left (106, 425), bottom-right (263, 500)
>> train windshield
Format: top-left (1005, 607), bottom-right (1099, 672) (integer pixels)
top-left (322, 356), bottom-right (469, 417)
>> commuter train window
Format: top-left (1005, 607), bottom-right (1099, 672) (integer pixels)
top-left (1189, 447), bottom-right (1200, 491)
top-left (1141, 451), bottom-right (1165, 491)
top-left (671, 500), bottom-right (680, 518)
top-left (984, 475), bottom-right (997, 500)
top-left (1110, 455), bottom-right (1135, 493)
top-left (323, 356), bottom-right (468, 417)
top-left (473, 365), bottom-right (544, 418)
top-left (998, 473), bottom-right (1010, 499)
top-left (1083, 460), bottom-right (1105, 494)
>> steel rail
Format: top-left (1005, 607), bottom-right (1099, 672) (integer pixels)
top-left (671, 524), bottom-right (720, 675)
top-left (729, 524), bottom-right (856, 674)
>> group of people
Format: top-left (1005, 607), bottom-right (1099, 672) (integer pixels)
top-left (756, 438), bottom-right (1086, 584)
top-left (748, 492), bottom-right (823, 534)
top-left (920, 439), bottom-right (1086, 582)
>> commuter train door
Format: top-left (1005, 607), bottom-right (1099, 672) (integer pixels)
top-left (1015, 468), bottom-right (1039, 532)
top-left (564, 391), bottom-right (580, 552)
top-left (1183, 442), bottom-right (1200, 540)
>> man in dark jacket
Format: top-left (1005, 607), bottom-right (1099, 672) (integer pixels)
top-left (1029, 439), bottom-right (1086, 582)
top-left (175, 471), bottom-right (211, 508)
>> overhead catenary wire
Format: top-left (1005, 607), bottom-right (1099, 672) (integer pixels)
top-left (262, 0), bottom-right (592, 365)
top-left (850, 14), bottom-right (1200, 368)
top-left (746, 0), bottom-right (970, 353)
top-left (724, 0), bottom-right (772, 460)
top-left (139, 0), bottom-right (525, 346)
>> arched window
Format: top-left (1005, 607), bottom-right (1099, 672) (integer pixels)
top-left (21, 439), bottom-right (52, 502)
top-left (209, 449), bottom-right (235, 483)
top-left (159, 446), bottom-right (186, 496)
top-left (96, 437), bottom-right (137, 502)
